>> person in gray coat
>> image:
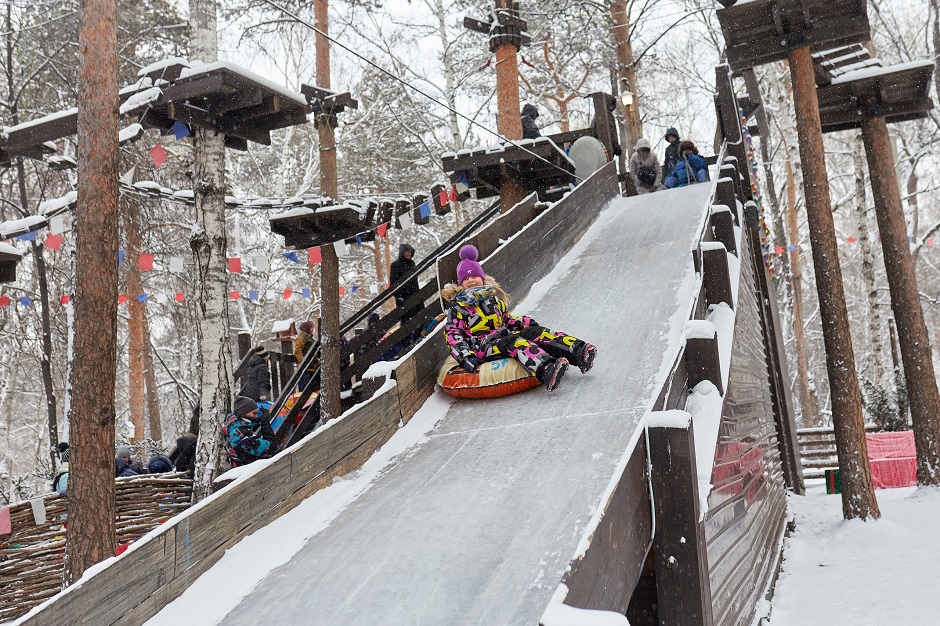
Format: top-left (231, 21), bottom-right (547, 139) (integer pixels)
top-left (629, 138), bottom-right (662, 194)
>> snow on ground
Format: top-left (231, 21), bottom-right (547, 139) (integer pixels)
top-left (767, 481), bottom-right (940, 625)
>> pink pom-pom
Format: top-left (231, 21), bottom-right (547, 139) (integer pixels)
top-left (459, 244), bottom-right (479, 261)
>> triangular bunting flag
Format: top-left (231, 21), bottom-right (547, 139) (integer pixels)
top-left (377, 223), bottom-right (388, 238)
top-left (171, 121), bottom-right (191, 140)
top-left (149, 144), bottom-right (168, 168)
top-left (351, 285), bottom-right (359, 293)
top-left (44, 234), bottom-right (62, 250)
top-left (448, 187), bottom-right (458, 202)
top-left (282, 251), bottom-right (299, 263)
top-left (15, 231), bottom-right (36, 241)
top-left (119, 165), bottom-right (137, 185)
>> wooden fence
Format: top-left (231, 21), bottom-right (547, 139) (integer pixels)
top-left (797, 425), bottom-right (880, 479)
top-left (11, 162), bottom-right (619, 626)
top-left (0, 473), bottom-right (193, 623)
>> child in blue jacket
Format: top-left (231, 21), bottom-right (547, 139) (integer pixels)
top-left (663, 140), bottom-right (709, 188)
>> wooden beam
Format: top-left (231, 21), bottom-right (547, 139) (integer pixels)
top-left (206, 87), bottom-right (263, 115)
top-left (648, 412), bottom-right (714, 626)
top-left (158, 73), bottom-right (232, 104)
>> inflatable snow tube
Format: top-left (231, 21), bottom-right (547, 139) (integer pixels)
top-left (437, 356), bottom-right (541, 399)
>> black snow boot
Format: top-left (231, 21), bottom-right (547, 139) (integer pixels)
top-left (539, 357), bottom-right (569, 392)
top-left (577, 344), bottom-right (597, 374)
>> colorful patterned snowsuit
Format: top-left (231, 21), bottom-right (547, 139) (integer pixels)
top-left (445, 285), bottom-right (586, 380)
top-left (223, 413), bottom-right (277, 467)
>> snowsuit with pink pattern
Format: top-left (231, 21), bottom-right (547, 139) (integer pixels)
top-left (445, 285), bottom-right (587, 380)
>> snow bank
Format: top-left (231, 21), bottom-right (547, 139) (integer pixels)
top-left (683, 319), bottom-right (717, 341)
top-left (120, 87), bottom-right (162, 114)
top-left (685, 381), bottom-right (723, 519)
top-left (39, 191), bottom-right (77, 216)
top-left (146, 391), bottom-right (455, 626)
top-left (541, 586), bottom-right (631, 626)
top-left (646, 409), bottom-right (691, 429)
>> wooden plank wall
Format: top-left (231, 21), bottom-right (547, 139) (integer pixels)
top-left (703, 228), bottom-right (787, 626)
top-left (16, 162), bottom-right (620, 626)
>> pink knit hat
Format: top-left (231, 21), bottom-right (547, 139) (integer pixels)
top-left (456, 245), bottom-right (484, 282)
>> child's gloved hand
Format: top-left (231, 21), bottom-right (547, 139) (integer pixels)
top-left (460, 356), bottom-right (480, 372)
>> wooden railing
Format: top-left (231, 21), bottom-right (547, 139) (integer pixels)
top-left (0, 473), bottom-right (193, 623)
top-left (797, 425), bottom-right (880, 479)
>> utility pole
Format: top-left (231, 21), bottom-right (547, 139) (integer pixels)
top-left (190, 0), bottom-right (233, 500)
top-left (65, 0), bottom-right (119, 582)
top-left (465, 0), bottom-right (530, 212)
top-left (787, 46), bottom-right (879, 520)
top-left (315, 0), bottom-right (342, 423)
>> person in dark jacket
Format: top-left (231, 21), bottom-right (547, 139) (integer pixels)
top-left (663, 140), bottom-right (709, 189)
top-left (224, 395), bottom-right (277, 467)
top-left (240, 345), bottom-right (272, 401)
top-left (358, 313), bottom-right (383, 359)
top-left (662, 127), bottom-right (681, 180)
top-left (521, 103), bottom-right (541, 140)
top-left (147, 454), bottom-right (174, 473)
top-left (115, 444), bottom-right (138, 478)
top-left (389, 243), bottom-right (421, 325)
top-left (170, 432), bottom-right (197, 475)
top-left (590, 98), bottom-right (621, 157)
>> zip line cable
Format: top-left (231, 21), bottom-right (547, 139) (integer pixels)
top-left (256, 0), bottom-right (585, 184)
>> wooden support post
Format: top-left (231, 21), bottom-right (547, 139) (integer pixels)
top-left (714, 177), bottom-right (736, 213)
top-left (788, 45), bottom-right (879, 519)
top-left (683, 325), bottom-right (722, 395)
top-left (647, 411), bottom-right (714, 626)
top-left (237, 331), bottom-right (251, 360)
top-left (718, 164), bottom-right (741, 203)
top-left (493, 0), bottom-right (526, 212)
top-left (709, 205), bottom-right (736, 256)
top-left (861, 115), bottom-right (940, 485)
top-left (700, 244), bottom-right (734, 313)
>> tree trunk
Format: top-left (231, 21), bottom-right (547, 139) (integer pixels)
top-left (861, 116), bottom-right (940, 485)
top-left (315, 0), bottom-right (342, 423)
top-left (787, 47), bottom-right (879, 519)
top-left (190, 0), bottom-right (233, 500)
top-left (785, 154), bottom-right (820, 427)
top-left (492, 14), bottom-right (527, 213)
top-left (125, 198), bottom-right (146, 442)
top-left (65, 0), bottom-right (119, 582)
top-left (142, 311), bottom-right (162, 442)
top-left (853, 133), bottom-right (886, 389)
top-left (609, 0), bottom-right (641, 152)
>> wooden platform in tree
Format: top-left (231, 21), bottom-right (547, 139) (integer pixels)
top-left (817, 60), bottom-right (934, 132)
top-left (441, 136), bottom-right (575, 200)
top-left (717, 0), bottom-right (870, 71)
top-left (0, 242), bottom-right (22, 282)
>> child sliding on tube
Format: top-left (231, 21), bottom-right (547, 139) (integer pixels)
top-left (442, 245), bottom-right (597, 392)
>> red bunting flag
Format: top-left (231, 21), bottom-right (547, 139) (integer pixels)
top-left (175, 292), bottom-right (185, 302)
top-left (227, 258), bottom-right (242, 273)
top-left (438, 190), bottom-right (448, 206)
top-left (139, 253), bottom-right (155, 271)
top-left (338, 286), bottom-right (345, 295)
top-left (118, 294), bottom-right (128, 304)
top-left (150, 143), bottom-right (168, 167)
top-left (308, 247), bottom-right (322, 264)
top-left (59, 295), bottom-right (69, 305)
top-left (230, 290), bottom-right (240, 300)
top-left (44, 234), bottom-right (62, 250)
top-left (448, 187), bottom-right (458, 202)
top-left (846, 237), bottom-right (856, 244)
top-left (775, 246), bottom-right (784, 254)
top-left (0, 296), bottom-right (9, 307)
top-left (376, 223), bottom-right (388, 238)
top-left (283, 288), bottom-right (292, 300)
top-left (928, 238), bottom-right (935, 248)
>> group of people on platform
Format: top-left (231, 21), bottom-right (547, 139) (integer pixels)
top-left (629, 128), bottom-right (709, 194)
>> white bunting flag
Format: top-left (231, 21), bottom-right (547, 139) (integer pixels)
top-left (168, 256), bottom-right (185, 273)
top-left (119, 165), bottom-right (137, 185)
top-left (155, 293), bottom-right (169, 304)
top-left (266, 290), bottom-right (277, 301)
top-left (334, 239), bottom-right (349, 257)
top-left (369, 284), bottom-right (378, 295)
top-left (253, 255), bottom-right (270, 272)
top-left (49, 214), bottom-right (68, 235)
top-left (398, 212), bottom-right (413, 230)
